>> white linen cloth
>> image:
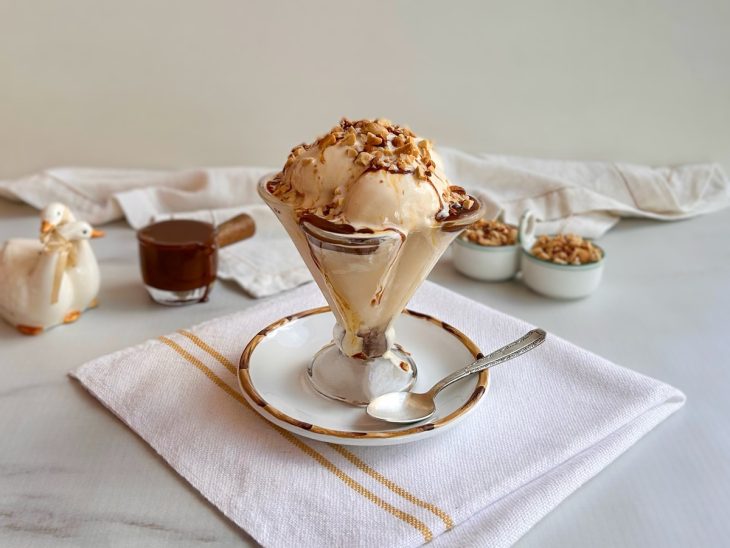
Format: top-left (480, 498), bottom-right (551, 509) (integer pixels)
top-left (70, 281), bottom-right (685, 548)
top-left (437, 149), bottom-right (730, 236)
top-left (2, 150), bottom-right (727, 296)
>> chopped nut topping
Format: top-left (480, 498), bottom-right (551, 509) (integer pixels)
top-left (373, 156), bottom-right (391, 169)
top-left (530, 234), bottom-right (602, 265)
top-left (461, 219), bottom-right (518, 247)
top-left (356, 152), bottom-right (374, 166)
top-left (366, 132), bottom-right (383, 146)
top-left (420, 146), bottom-right (432, 165)
top-left (319, 133), bottom-right (336, 148)
top-left (280, 118), bottom-right (445, 180)
top-left (362, 121), bottom-right (388, 139)
top-left (341, 131), bottom-right (357, 146)
top-left (394, 142), bottom-right (418, 157)
top-left (269, 118), bottom-right (474, 224)
top-left (318, 133), bottom-right (337, 162)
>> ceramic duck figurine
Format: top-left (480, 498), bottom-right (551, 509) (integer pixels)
top-left (40, 202), bottom-right (76, 238)
top-left (63, 220), bottom-right (104, 319)
top-left (0, 220), bottom-right (103, 335)
top-left (40, 203), bottom-right (102, 317)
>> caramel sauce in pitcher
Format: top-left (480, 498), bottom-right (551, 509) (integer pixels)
top-left (137, 220), bottom-right (218, 297)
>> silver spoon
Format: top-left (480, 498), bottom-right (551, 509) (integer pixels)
top-left (366, 328), bottom-right (547, 424)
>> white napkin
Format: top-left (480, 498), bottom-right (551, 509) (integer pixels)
top-left (438, 149), bottom-right (730, 236)
top-left (0, 166), bottom-right (273, 227)
top-left (70, 281), bottom-right (685, 548)
top-left (2, 152), bottom-right (727, 235)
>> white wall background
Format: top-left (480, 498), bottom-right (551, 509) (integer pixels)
top-left (1, 0), bottom-right (728, 178)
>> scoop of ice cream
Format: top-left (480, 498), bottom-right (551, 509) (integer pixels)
top-left (267, 118), bottom-right (475, 233)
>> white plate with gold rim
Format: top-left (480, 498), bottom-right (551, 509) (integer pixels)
top-left (238, 307), bottom-right (489, 446)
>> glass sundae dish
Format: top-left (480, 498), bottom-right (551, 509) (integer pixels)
top-left (259, 118), bottom-right (483, 406)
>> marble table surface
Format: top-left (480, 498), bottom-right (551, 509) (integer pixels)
top-left (1, 199), bottom-right (729, 547)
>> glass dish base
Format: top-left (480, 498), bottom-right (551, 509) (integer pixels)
top-left (145, 284), bottom-right (213, 306)
top-left (306, 343), bottom-right (417, 406)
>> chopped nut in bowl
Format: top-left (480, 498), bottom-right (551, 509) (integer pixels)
top-left (518, 211), bottom-right (606, 299)
top-left (462, 219), bottom-right (518, 247)
top-left (452, 218), bottom-right (521, 281)
top-left (530, 233), bottom-right (603, 265)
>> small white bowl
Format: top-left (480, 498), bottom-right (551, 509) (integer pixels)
top-left (452, 236), bottom-right (520, 282)
top-left (518, 211), bottom-right (606, 299)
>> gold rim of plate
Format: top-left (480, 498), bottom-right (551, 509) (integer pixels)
top-left (238, 306), bottom-right (489, 440)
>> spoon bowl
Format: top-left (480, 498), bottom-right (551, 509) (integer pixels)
top-left (366, 392), bottom-right (437, 424)
top-left (367, 328), bottom-right (547, 424)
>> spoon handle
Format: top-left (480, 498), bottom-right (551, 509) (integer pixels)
top-left (429, 328), bottom-right (547, 396)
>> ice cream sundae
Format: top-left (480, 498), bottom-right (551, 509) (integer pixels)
top-left (260, 118), bottom-right (482, 405)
